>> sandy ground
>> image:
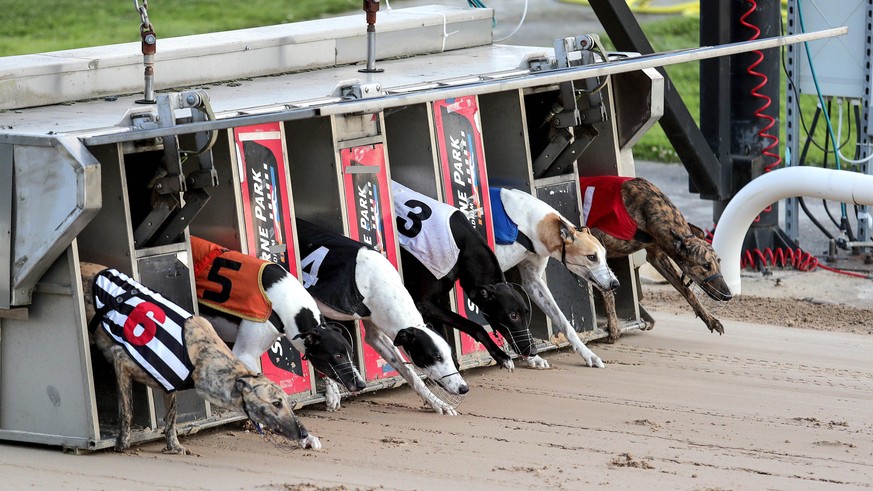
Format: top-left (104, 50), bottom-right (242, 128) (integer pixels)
top-left (3, 301), bottom-right (872, 490)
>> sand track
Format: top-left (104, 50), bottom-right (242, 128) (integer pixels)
top-left (4, 309), bottom-right (872, 490)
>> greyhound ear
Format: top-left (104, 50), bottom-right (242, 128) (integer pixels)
top-left (559, 221), bottom-right (575, 242)
top-left (393, 327), bottom-right (416, 347)
top-left (469, 285), bottom-right (493, 303)
top-left (687, 223), bottom-right (706, 240)
top-left (234, 377), bottom-right (255, 396)
top-left (294, 331), bottom-right (321, 346)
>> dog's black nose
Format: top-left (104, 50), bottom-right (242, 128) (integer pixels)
top-left (457, 384), bottom-right (469, 395)
top-left (354, 379), bottom-right (367, 391)
top-left (610, 278), bottom-right (621, 290)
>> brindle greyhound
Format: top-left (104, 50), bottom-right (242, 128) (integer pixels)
top-left (581, 177), bottom-right (733, 342)
top-left (393, 182), bottom-right (548, 371)
top-left (81, 262), bottom-right (320, 454)
top-left (492, 187), bottom-right (620, 368)
top-left (296, 219), bottom-right (469, 415)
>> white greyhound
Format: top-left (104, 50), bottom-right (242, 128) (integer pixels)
top-left (490, 187), bottom-right (620, 368)
top-left (296, 219), bottom-right (470, 415)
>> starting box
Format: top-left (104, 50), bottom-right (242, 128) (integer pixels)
top-left (0, 5), bottom-right (668, 450)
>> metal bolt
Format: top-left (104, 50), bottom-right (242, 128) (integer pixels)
top-left (186, 94), bottom-right (197, 105)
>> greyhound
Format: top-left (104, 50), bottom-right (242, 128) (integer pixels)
top-left (190, 236), bottom-right (366, 410)
top-left (81, 263), bottom-right (320, 454)
top-left (579, 176), bottom-right (733, 342)
top-left (490, 186), bottom-right (620, 369)
top-left (392, 181), bottom-right (549, 371)
top-left (296, 219), bottom-right (470, 415)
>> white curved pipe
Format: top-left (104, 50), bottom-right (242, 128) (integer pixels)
top-left (712, 167), bottom-right (873, 295)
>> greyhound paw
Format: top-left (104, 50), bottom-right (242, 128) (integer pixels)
top-left (576, 347), bottom-right (605, 368)
top-left (301, 434), bottom-right (322, 450)
top-left (525, 355), bottom-right (550, 369)
top-left (162, 445), bottom-right (192, 455)
top-left (324, 380), bottom-right (342, 412)
top-left (708, 320), bottom-right (725, 335)
top-left (430, 402), bottom-right (458, 416)
top-left (499, 357), bottom-right (515, 372)
top-left (114, 437), bottom-right (131, 453)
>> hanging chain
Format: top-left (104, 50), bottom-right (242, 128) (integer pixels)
top-left (134, 0), bottom-right (152, 32)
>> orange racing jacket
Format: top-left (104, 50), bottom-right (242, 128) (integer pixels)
top-left (191, 236), bottom-right (272, 322)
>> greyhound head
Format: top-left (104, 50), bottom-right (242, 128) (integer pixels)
top-left (233, 374), bottom-right (313, 447)
top-left (394, 326), bottom-right (469, 395)
top-left (469, 283), bottom-right (536, 357)
top-left (553, 219), bottom-right (620, 292)
top-left (296, 324), bottom-right (366, 393)
top-left (671, 225), bottom-right (733, 302)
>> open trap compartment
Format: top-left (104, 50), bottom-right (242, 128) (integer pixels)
top-left (3, 3), bottom-right (827, 450)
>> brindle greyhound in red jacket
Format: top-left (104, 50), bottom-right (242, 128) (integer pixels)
top-left (579, 176), bottom-right (733, 342)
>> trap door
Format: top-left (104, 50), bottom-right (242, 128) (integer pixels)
top-left (431, 96), bottom-right (506, 369)
top-left (228, 122), bottom-right (316, 399)
top-left (534, 174), bottom-right (597, 340)
top-left (477, 89), bottom-right (553, 352)
top-left (334, 113), bottom-right (407, 384)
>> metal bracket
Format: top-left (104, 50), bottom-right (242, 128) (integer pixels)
top-left (341, 82), bottom-right (385, 100)
top-left (132, 90), bottom-right (218, 248)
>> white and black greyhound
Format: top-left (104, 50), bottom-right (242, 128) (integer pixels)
top-left (490, 187), bottom-right (620, 368)
top-left (296, 219), bottom-right (470, 415)
top-left (392, 181), bottom-right (550, 371)
top-left (190, 236), bottom-right (367, 410)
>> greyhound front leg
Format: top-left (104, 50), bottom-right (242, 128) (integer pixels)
top-left (647, 250), bottom-right (725, 335)
top-left (518, 264), bottom-right (602, 368)
top-left (422, 304), bottom-right (514, 371)
top-left (161, 392), bottom-right (190, 455)
top-left (323, 378), bottom-right (342, 412)
top-left (599, 289), bottom-right (623, 343)
top-left (365, 328), bottom-right (457, 416)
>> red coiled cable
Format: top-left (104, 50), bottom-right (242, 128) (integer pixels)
top-left (706, 225), bottom-right (867, 278)
top-left (739, 0), bottom-right (782, 174)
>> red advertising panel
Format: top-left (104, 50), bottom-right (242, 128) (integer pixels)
top-left (340, 144), bottom-right (402, 380)
top-left (232, 123), bottom-right (312, 395)
top-left (432, 96), bottom-right (503, 356)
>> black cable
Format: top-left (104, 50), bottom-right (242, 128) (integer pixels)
top-left (797, 197), bottom-right (835, 240)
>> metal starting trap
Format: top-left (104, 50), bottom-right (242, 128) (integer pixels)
top-left (0, 5), bottom-right (841, 451)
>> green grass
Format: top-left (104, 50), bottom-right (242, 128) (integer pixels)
top-left (0, 0), bottom-right (359, 56)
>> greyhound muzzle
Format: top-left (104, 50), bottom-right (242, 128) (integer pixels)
top-left (588, 264), bottom-right (620, 292)
top-left (684, 272), bottom-right (733, 303)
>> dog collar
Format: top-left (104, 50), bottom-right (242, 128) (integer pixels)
top-left (515, 231), bottom-right (536, 254)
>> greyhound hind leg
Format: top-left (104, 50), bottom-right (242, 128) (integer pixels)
top-left (161, 392), bottom-right (190, 454)
top-left (112, 352), bottom-right (134, 452)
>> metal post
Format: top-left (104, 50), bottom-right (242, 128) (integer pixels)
top-left (135, 0), bottom-right (157, 104)
top-left (359, 0), bottom-right (384, 74)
